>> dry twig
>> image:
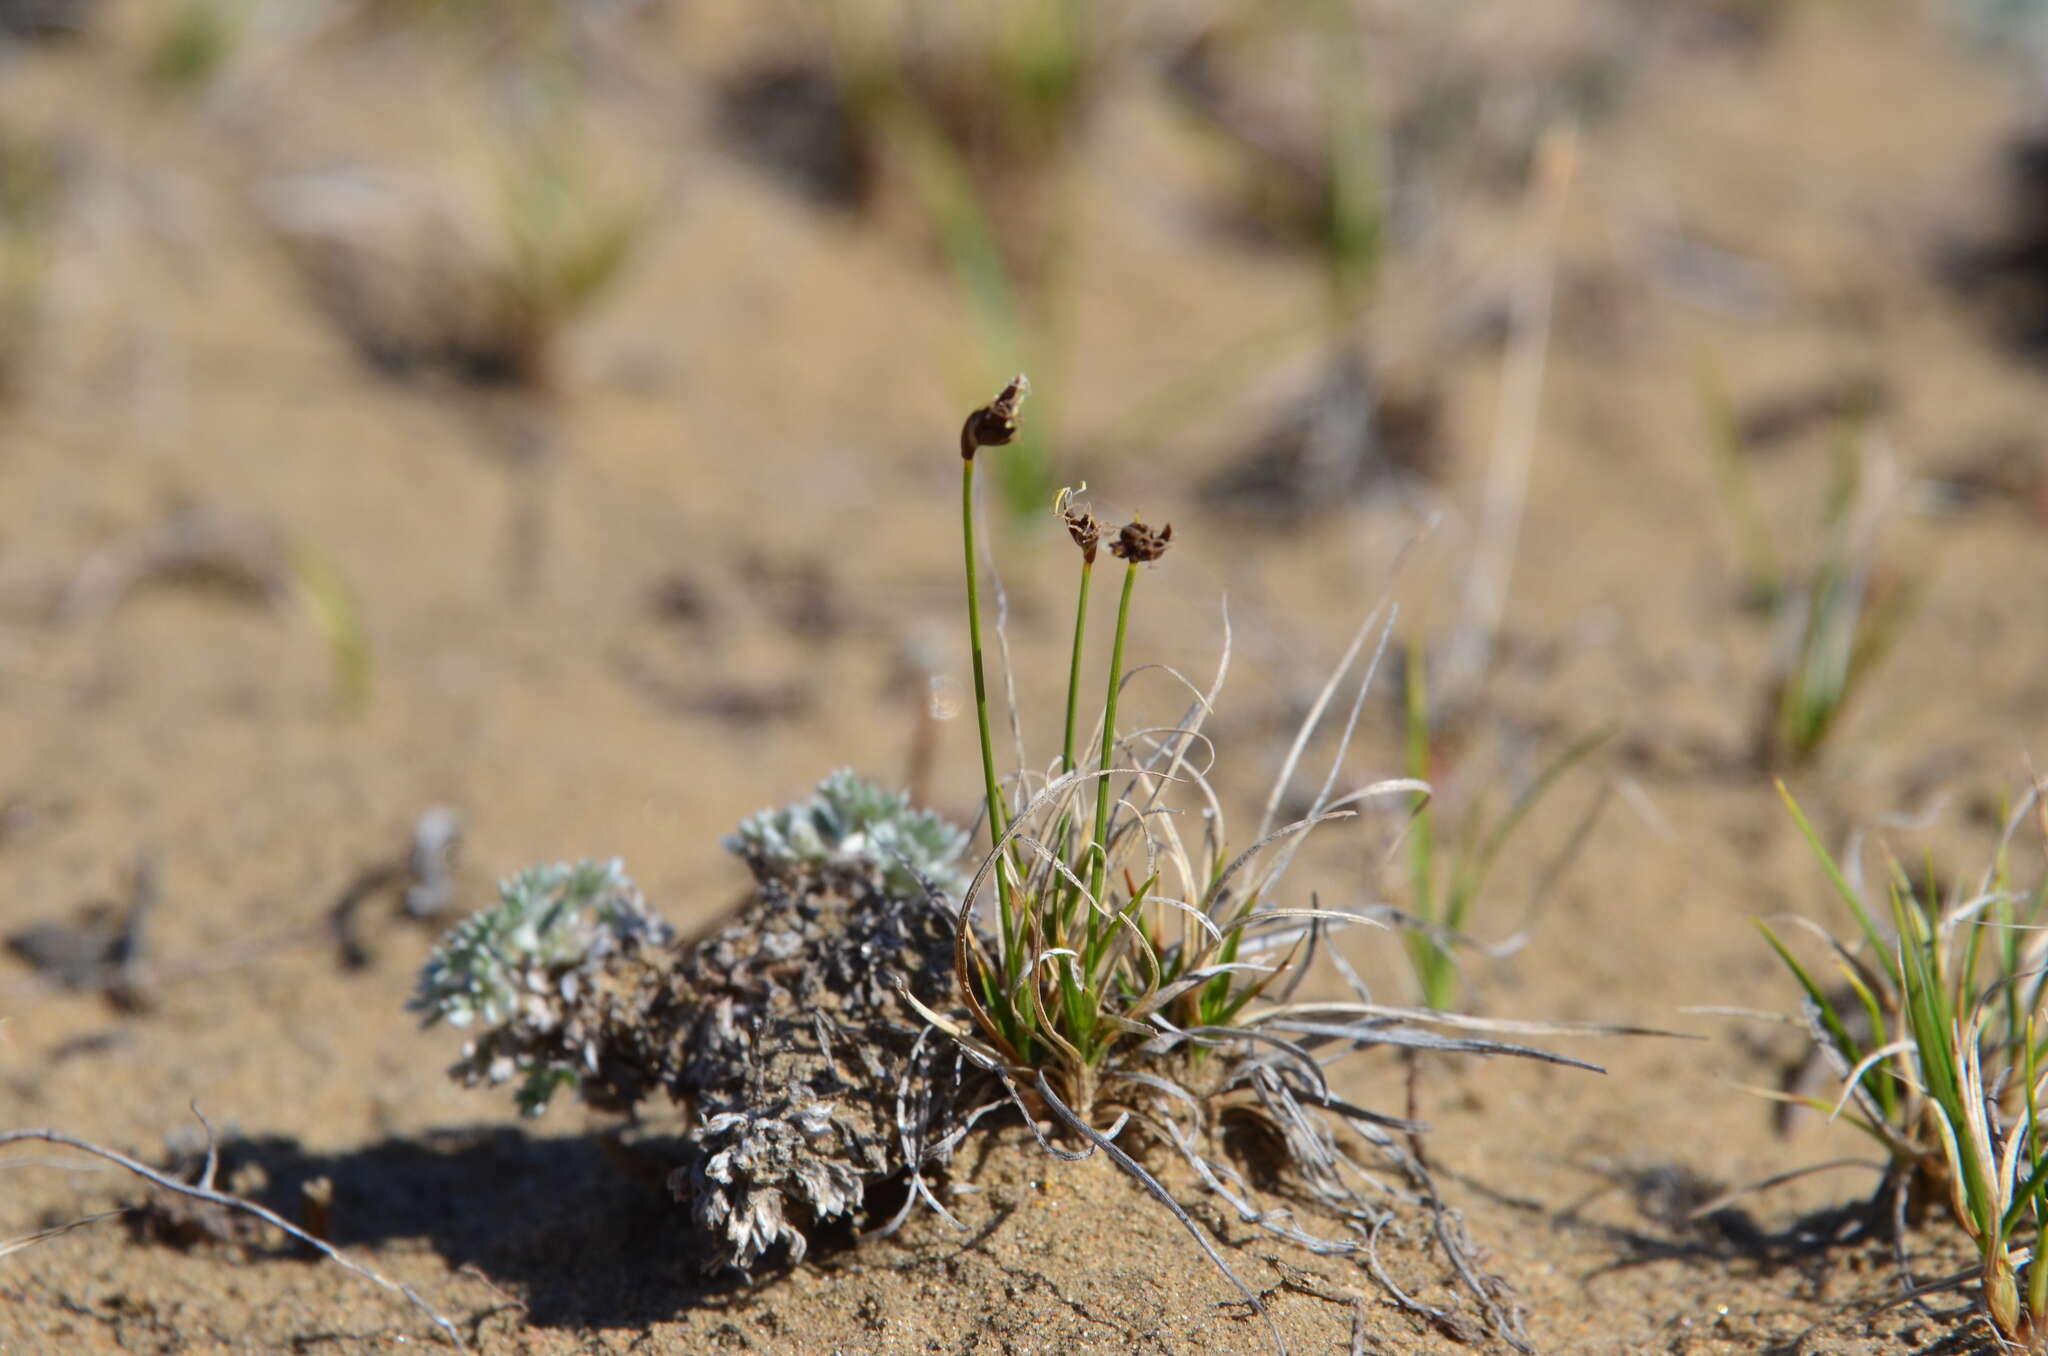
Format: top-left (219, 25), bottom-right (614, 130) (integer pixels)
top-left (0, 1109), bottom-right (466, 1351)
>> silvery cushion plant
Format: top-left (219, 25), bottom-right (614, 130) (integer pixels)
top-left (411, 859), bottom-right (672, 1115)
top-left (413, 773), bottom-right (973, 1271)
top-left (726, 767), bottom-right (969, 901)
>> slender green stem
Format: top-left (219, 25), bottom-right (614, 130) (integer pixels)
top-left (1403, 640), bottom-right (1448, 1007)
top-left (2025, 1020), bottom-right (2048, 1327)
top-left (1086, 562), bottom-right (1139, 913)
top-left (1061, 559), bottom-right (1094, 776)
top-left (962, 457), bottom-right (1015, 943)
top-left (1053, 553), bottom-right (1094, 949)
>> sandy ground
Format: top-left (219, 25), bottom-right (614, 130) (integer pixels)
top-left (1, 1), bottom-right (2045, 1351)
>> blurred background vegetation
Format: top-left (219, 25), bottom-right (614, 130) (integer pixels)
top-left (3, 0), bottom-right (2047, 1012)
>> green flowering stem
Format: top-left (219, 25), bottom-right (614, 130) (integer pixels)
top-left (962, 453), bottom-right (1018, 961)
top-left (1086, 559), bottom-right (1139, 917)
top-left (1051, 551), bottom-right (1094, 938)
top-left (1402, 638), bottom-right (1449, 1009)
top-left (1060, 556), bottom-right (1093, 778)
top-left (957, 377), bottom-right (1032, 1055)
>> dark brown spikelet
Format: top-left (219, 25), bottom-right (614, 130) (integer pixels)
top-left (1111, 519), bottom-right (1172, 564)
top-left (960, 373), bottom-right (1031, 460)
top-left (1062, 502), bottom-right (1102, 563)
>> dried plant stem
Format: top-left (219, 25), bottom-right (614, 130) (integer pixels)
top-left (1442, 126), bottom-right (1576, 708)
top-left (0, 1209), bottom-right (127, 1259)
top-left (0, 1125), bottom-right (466, 1352)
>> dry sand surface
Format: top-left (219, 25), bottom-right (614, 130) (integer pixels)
top-left (1, 2), bottom-right (2045, 1352)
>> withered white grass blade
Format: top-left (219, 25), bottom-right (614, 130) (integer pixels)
top-left (1325, 778), bottom-right (1434, 810)
top-left (1258, 1019), bottom-right (1606, 1072)
top-left (1258, 602), bottom-right (1389, 843)
top-left (1173, 1024), bottom-right (1339, 1101)
top-left (1212, 810), bottom-right (1361, 904)
top-left (1326, 927), bottom-right (1375, 1004)
top-left (1684, 1160), bottom-right (1885, 1219)
top-left (1827, 1040), bottom-right (1915, 1123)
top-left (1941, 887), bottom-right (2020, 934)
top-left (1097, 1012), bottom-right (1158, 1040)
top-left (987, 551), bottom-right (1029, 809)
top-left (1140, 603), bottom-right (1232, 796)
top-left (1221, 907), bottom-right (1388, 938)
top-left (1112, 1068), bottom-right (1204, 1116)
top-left (0, 1208), bottom-right (126, 1259)
top-left (1243, 780), bottom-right (1429, 907)
top-left (1008, 831), bottom-right (1097, 910)
top-left (1140, 802), bottom-right (1204, 938)
top-left (960, 763), bottom-right (1105, 914)
top-left (1987, 775), bottom-right (2045, 871)
top-left (1684, 1005), bottom-right (1806, 1026)
top-left (1618, 776), bottom-right (1676, 841)
top-left (897, 984), bottom-right (1005, 1068)
top-left (1126, 964), bottom-right (1278, 1022)
top-left (1231, 917), bottom-right (1326, 955)
top-left (1308, 610), bottom-right (1397, 818)
top-left (1125, 724), bottom-right (1219, 791)
top-left (1250, 1000), bottom-right (1687, 1040)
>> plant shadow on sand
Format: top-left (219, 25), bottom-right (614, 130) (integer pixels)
top-left (1452, 1160), bottom-right (2001, 1355)
top-left (205, 1125), bottom-right (754, 1331)
top-left (178, 1120), bottom-right (1046, 1335)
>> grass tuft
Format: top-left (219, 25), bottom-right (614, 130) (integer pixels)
top-left (940, 376), bottom-right (1631, 1353)
top-left (145, 0), bottom-right (244, 92)
top-left (1763, 777), bottom-right (2048, 1344)
top-left (262, 115), bottom-right (648, 392)
top-left (1397, 638), bottom-right (1612, 1012)
top-left (1698, 364), bottom-right (1919, 767)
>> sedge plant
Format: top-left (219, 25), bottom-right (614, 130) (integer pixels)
top-left (1761, 777), bottom-right (2048, 1345)
top-left (933, 377), bottom-right (1635, 1353)
top-left (261, 115), bottom-right (647, 393)
top-left (470, 119), bottom-right (649, 390)
top-left (1698, 364), bottom-right (1919, 767)
top-left (1398, 639), bottom-right (1611, 1011)
top-left (146, 0), bottom-right (245, 92)
top-left (1166, 3), bottom-right (1440, 520)
top-left (1762, 433), bottom-right (1918, 767)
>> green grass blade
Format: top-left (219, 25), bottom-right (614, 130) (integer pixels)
top-left (1757, 920), bottom-right (1866, 1070)
top-left (1833, 960), bottom-right (1899, 1125)
top-left (1778, 781), bottom-right (1886, 956)
top-left (1694, 356), bottom-right (1782, 605)
top-left (1451, 723), bottom-right (1616, 933)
